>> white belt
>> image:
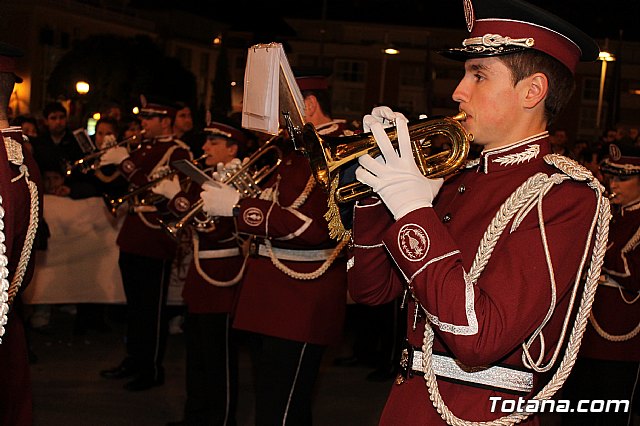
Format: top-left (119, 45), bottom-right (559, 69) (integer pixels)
top-left (257, 244), bottom-right (335, 262)
top-left (132, 205), bottom-right (158, 213)
top-left (411, 350), bottom-right (534, 394)
top-left (198, 248), bottom-right (241, 259)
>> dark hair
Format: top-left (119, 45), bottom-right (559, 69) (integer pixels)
top-left (95, 117), bottom-right (119, 132)
top-left (11, 114), bottom-right (38, 128)
top-left (42, 101), bottom-right (67, 118)
top-left (174, 101), bottom-right (191, 111)
top-left (301, 89), bottom-right (332, 117)
top-left (499, 50), bottom-right (575, 126)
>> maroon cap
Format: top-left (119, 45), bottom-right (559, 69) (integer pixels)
top-left (204, 122), bottom-right (247, 145)
top-left (138, 103), bottom-right (177, 120)
top-left (296, 76), bottom-right (329, 92)
top-left (441, 0), bottom-right (600, 74)
top-left (601, 144), bottom-right (640, 176)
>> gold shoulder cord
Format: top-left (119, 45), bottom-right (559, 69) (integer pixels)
top-left (419, 155), bottom-right (611, 425)
top-left (191, 231), bottom-right (248, 287)
top-left (264, 174), bottom-right (348, 280)
top-left (1, 137), bottom-right (40, 343)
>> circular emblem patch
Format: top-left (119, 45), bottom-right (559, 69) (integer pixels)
top-left (398, 224), bottom-right (430, 262)
top-left (174, 196), bottom-right (190, 212)
top-left (243, 207), bottom-right (264, 227)
top-left (122, 159), bottom-right (135, 174)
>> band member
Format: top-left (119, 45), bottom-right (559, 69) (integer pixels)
top-left (562, 144), bottom-right (640, 426)
top-left (162, 121), bottom-right (248, 426)
top-left (199, 76), bottom-right (351, 425)
top-left (346, 0), bottom-right (609, 424)
top-left (98, 99), bottom-right (192, 391)
top-left (0, 42), bottom-right (43, 426)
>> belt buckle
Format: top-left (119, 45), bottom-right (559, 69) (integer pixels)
top-left (248, 237), bottom-right (259, 258)
top-left (396, 346), bottom-right (414, 385)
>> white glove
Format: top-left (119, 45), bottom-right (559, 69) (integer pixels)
top-left (151, 175), bottom-right (181, 200)
top-left (363, 106), bottom-right (398, 132)
top-left (200, 182), bottom-right (240, 217)
top-left (99, 146), bottom-right (129, 166)
top-left (356, 113), bottom-right (443, 220)
top-left (212, 158), bottom-right (242, 182)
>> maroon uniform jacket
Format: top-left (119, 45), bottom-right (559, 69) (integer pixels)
top-left (116, 135), bottom-right (191, 260)
top-left (0, 127), bottom-right (43, 426)
top-left (168, 185), bottom-right (243, 314)
top-left (579, 200), bottom-right (640, 362)
top-left (231, 121), bottom-right (351, 346)
top-left (348, 134), bottom-right (604, 425)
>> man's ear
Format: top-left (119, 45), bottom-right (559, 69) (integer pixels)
top-left (522, 72), bottom-right (548, 109)
top-left (304, 94), bottom-right (318, 116)
top-left (228, 143), bottom-right (238, 157)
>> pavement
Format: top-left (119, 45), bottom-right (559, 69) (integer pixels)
top-left (28, 305), bottom-right (391, 426)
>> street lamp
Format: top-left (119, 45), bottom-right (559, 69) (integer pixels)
top-left (595, 51), bottom-right (615, 130)
top-left (75, 81), bottom-right (90, 95)
top-left (379, 34), bottom-right (400, 103)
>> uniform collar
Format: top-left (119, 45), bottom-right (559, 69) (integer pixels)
top-left (155, 134), bottom-right (175, 143)
top-left (477, 131), bottom-right (549, 174)
top-left (316, 119), bottom-right (346, 136)
top-left (620, 198), bottom-right (640, 215)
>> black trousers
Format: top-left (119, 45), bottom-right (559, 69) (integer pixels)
top-left (561, 357), bottom-right (640, 426)
top-left (183, 312), bottom-right (239, 426)
top-left (246, 333), bottom-right (326, 426)
top-left (118, 251), bottom-right (171, 380)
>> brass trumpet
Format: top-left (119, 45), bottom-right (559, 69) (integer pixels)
top-left (105, 154), bottom-right (208, 216)
top-left (163, 133), bottom-right (283, 238)
top-left (301, 112), bottom-right (473, 204)
top-left (65, 131), bottom-right (146, 176)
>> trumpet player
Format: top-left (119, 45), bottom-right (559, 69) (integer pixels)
top-left (562, 143), bottom-right (640, 426)
top-left (162, 121), bottom-right (248, 426)
top-left (200, 75), bottom-right (353, 425)
top-left (346, 0), bottom-right (610, 424)
top-left (98, 98), bottom-right (192, 392)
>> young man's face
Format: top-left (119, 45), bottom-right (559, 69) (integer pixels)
top-left (203, 136), bottom-right (237, 167)
top-left (452, 57), bottom-right (529, 150)
top-left (141, 115), bottom-right (170, 138)
top-left (45, 111), bottom-right (67, 136)
top-left (173, 107), bottom-right (193, 135)
top-left (606, 174), bottom-right (640, 206)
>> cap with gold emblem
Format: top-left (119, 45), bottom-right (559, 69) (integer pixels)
top-left (204, 121), bottom-right (248, 145)
top-left (600, 144), bottom-right (640, 176)
top-left (138, 95), bottom-right (177, 120)
top-left (441, 0), bottom-right (600, 74)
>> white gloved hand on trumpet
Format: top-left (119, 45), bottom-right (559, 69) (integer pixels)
top-left (356, 109), bottom-right (443, 220)
top-left (151, 175), bottom-right (181, 200)
top-left (98, 146), bottom-right (129, 167)
top-left (200, 182), bottom-right (240, 217)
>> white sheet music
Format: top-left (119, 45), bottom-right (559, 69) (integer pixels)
top-left (241, 42), bottom-right (305, 135)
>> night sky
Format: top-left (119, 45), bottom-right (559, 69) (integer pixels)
top-left (130, 0), bottom-right (639, 42)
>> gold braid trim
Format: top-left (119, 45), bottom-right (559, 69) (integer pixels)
top-left (263, 238), bottom-right (348, 280)
top-left (419, 156), bottom-right (611, 425)
top-left (0, 196), bottom-right (9, 342)
top-left (7, 179), bottom-right (39, 307)
top-left (589, 313), bottom-right (640, 342)
top-left (191, 232), bottom-right (247, 287)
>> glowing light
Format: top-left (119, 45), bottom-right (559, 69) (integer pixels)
top-left (132, 106), bottom-right (140, 114)
top-left (92, 112), bottom-right (101, 120)
top-left (75, 81), bottom-right (90, 94)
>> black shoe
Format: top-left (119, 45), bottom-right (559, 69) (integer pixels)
top-left (100, 358), bottom-right (139, 379)
top-left (123, 370), bottom-right (164, 391)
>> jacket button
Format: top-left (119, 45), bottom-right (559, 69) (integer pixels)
top-left (458, 184), bottom-right (466, 193)
top-left (443, 213), bottom-right (452, 223)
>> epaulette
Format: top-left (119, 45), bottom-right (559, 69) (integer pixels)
top-left (543, 154), bottom-right (604, 192)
